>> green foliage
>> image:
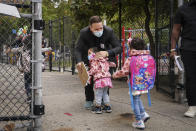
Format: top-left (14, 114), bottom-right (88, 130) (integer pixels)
top-left (42, 0), bottom-right (157, 32)
top-left (41, 0), bottom-right (158, 53)
top-left (0, 6), bottom-right (31, 45)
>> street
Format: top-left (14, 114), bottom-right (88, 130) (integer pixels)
top-left (42, 72), bottom-right (196, 131)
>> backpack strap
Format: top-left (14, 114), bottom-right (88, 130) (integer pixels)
top-left (125, 43), bottom-right (135, 110)
top-left (147, 55), bottom-right (156, 107)
top-left (147, 90), bottom-right (151, 107)
top-left (128, 56), bottom-right (136, 111)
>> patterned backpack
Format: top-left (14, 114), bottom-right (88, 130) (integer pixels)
top-left (129, 55), bottom-right (156, 91)
top-left (128, 54), bottom-right (156, 110)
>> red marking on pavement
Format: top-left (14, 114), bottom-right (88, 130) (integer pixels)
top-left (64, 113), bottom-right (72, 116)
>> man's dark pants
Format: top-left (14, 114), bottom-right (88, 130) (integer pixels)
top-left (181, 50), bottom-right (196, 106)
top-left (85, 78), bottom-right (94, 101)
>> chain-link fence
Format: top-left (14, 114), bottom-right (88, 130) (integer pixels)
top-left (43, 17), bottom-right (77, 73)
top-left (120, 26), bottom-right (155, 66)
top-left (0, 1), bottom-right (44, 130)
top-left (0, 3), bottom-right (33, 131)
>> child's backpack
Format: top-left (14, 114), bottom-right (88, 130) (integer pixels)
top-left (129, 55), bottom-right (156, 91)
top-left (17, 49), bottom-right (31, 73)
top-left (128, 54), bottom-right (156, 110)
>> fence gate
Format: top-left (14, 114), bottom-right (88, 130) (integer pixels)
top-left (0, 1), bottom-right (43, 131)
top-left (43, 17), bottom-right (77, 73)
top-left (155, 0), bottom-right (179, 97)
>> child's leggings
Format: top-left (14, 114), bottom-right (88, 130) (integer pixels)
top-left (94, 87), bottom-right (110, 106)
top-left (133, 95), bottom-right (145, 121)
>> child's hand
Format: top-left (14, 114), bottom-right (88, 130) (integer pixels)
top-left (109, 62), bottom-right (116, 67)
top-left (112, 74), bottom-right (117, 79)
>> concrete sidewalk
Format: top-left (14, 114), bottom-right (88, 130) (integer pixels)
top-left (42, 72), bottom-right (196, 131)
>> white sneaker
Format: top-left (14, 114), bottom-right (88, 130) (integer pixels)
top-left (132, 120), bottom-right (145, 130)
top-left (142, 112), bottom-right (150, 123)
top-left (184, 106), bottom-right (196, 118)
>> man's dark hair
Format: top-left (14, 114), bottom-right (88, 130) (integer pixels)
top-left (129, 37), bottom-right (145, 50)
top-left (89, 16), bottom-right (102, 25)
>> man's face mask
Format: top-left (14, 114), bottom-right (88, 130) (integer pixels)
top-left (93, 30), bottom-right (103, 38)
top-left (90, 22), bottom-right (103, 38)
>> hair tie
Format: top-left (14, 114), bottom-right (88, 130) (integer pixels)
top-left (128, 38), bottom-right (132, 43)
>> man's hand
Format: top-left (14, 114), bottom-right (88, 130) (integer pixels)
top-left (76, 62), bottom-right (83, 71)
top-left (95, 51), bottom-right (108, 58)
top-left (170, 50), bottom-right (177, 59)
top-left (112, 74), bottom-right (117, 79)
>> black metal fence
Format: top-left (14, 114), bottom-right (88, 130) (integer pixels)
top-left (121, 0), bottom-right (185, 99)
top-left (155, 0), bottom-right (173, 96)
top-left (43, 17), bottom-right (77, 73)
top-left (155, 0), bottom-right (179, 97)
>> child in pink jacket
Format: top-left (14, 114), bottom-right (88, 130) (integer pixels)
top-left (113, 38), bottom-right (156, 130)
top-left (88, 47), bottom-right (116, 114)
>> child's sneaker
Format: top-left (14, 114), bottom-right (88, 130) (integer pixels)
top-left (102, 105), bottom-right (112, 113)
top-left (91, 106), bottom-right (102, 114)
top-left (84, 101), bottom-right (93, 110)
top-left (142, 112), bottom-right (150, 123)
top-left (132, 120), bottom-right (145, 130)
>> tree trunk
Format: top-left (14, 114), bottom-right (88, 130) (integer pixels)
top-left (144, 0), bottom-right (155, 57)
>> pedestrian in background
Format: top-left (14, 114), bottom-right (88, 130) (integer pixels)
top-left (171, 0), bottom-right (196, 117)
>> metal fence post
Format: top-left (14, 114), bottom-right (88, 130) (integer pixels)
top-left (59, 18), bottom-right (61, 72)
top-left (155, 0), bottom-right (159, 91)
top-left (169, 0), bottom-right (176, 98)
top-left (32, 1), bottom-right (43, 131)
top-left (118, 0), bottom-right (122, 69)
top-left (71, 32), bottom-right (75, 75)
top-left (49, 20), bottom-right (53, 72)
top-left (63, 17), bottom-right (65, 72)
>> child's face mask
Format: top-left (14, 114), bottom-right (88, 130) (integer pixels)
top-left (88, 53), bottom-right (95, 60)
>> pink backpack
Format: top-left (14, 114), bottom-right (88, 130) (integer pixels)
top-left (129, 55), bottom-right (156, 91)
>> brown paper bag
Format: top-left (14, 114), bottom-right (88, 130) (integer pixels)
top-left (76, 62), bottom-right (89, 87)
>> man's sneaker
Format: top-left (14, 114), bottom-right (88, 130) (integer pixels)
top-left (102, 105), bottom-right (112, 113)
top-left (84, 101), bottom-right (93, 110)
top-left (142, 112), bottom-right (150, 123)
top-left (91, 106), bottom-right (102, 114)
top-left (184, 106), bottom-right (196, 118)
top-left (132, 120), bottom-right (145, 130)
